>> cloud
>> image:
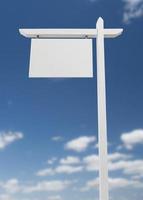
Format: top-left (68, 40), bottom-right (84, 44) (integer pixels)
top-left (37, 151), bottom-right (143, 179)
top-left (0, 179), bottom-right (71, 194)
top-left (123, 160), bottom-right (143, 176)
top-left (83, 152), bottom-right (143, 178)
top-left (37, 156), bottom-right (82, 177)
top-left (65, 136), bottom-right (96, 152)
top-left (47, 157), bottom-right (57, 165)
top-left (60, 156), bottom-right (80, 165)
top-left (0, 179), bottom-right (21, 194)
top-left (83, 155), bottom-right (99, 171)
top-left (123, 0), bottom-right (143, 23)
top-left (24, 180), bottom-right (72, 193)
top-left (37, 165), bottom-right (83, 176)
top-left (0, 194), bottom-right (13, 200)
top-left (115, 160), bottom-right (143, 176)
top-left (51, 136), bottom-right (63, 142)
top-left (108, 152), bottom-right (131, 161)
top-left (36, 168), bottom-right (55, 176)
top-left (37, 152), bottom-right (133, 177)
top-left (55, 165), bottom-right (83, 174)
top-left (83, 152), bottom-right (130, 172)
top-left (0, 131), bottom-right (23, 150)
top-left (120, 129), bottom-right (143, 149)
top-left (81, 177), bottom-right (143, 191)
top-left (48, 195), bottom-right (62, 200)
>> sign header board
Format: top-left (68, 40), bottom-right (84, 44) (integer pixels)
top-left (29, 39), bottom-right (93, 78)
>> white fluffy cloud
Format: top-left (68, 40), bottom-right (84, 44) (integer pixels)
top-left (83, 152), bottom-right (143, 177)
top-left (124, 160), bottom-right (143, 176)
top-left (108, 152), bottom-right (131, 161)
top-left (83, 155), bottom-right (99, 171)
top-left (83, 152), bottom-right (131, 172)
top-left (0, 131), bottom-right (23, 150)
top-left (56, 165), bottom-right (83, 174)
top-left (81, 177), bottom-right (143, 191)
top-left (37, 165), bottom-right (83, 176)
top-left (121, 129), bottom-right (143, 149)
top-left (123, 0), bottom-right (143, 23)
top-left (37, 152), bottom-right (133, 176)
top-left (65, 136), bottom-right (96, 152)
top-left (36, 168), bottom-right (55, 176)
top-left (24, 180), bottom-right (71, 193)
top-left (37, 156), bottom-right (82, 177)
top-left (111, 159), bottom-right (143, 176)
top-left (0, 179), bottom-right (21, 194)
top-left (0, 179), bottom-right (71, 194)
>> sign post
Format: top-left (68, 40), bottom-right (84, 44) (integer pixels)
top-left (19, 17), bottom-right (123, 200)
top-left (96, 17), bottom-right (109, 200)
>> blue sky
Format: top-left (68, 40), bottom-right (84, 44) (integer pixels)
top-left (0, 0), bottom-right (143, 200)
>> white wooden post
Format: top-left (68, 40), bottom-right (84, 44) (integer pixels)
top-left (96, 17), bottom-right (109, 200)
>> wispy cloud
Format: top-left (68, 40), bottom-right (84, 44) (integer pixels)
top-left (60, 156), bottom-right (80, 165)
top-left (47, 157), bottom-right (57, 165)
top-left (51, 136), bottom-right (63, 142)
top-left (65, 136), bottom-right (96, 152)
top-left (36, 165), bottom-right (83, 176)
top-left (0, 131), bottom-right (23, 150)
top-left (123, 0), bottom-right (143, 23)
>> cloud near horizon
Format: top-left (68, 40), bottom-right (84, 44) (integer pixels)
top-left (1, 129), bottom-right (143, 199)
top-left (0, 179), bottom-right (73, 194)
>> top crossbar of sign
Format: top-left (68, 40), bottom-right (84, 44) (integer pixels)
top-left (19, 29), bottom-right (123, 39)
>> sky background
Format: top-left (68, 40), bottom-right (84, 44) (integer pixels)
top-left (0, 0), bottom-right (143, 200)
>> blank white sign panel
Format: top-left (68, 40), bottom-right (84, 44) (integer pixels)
top-left (29, 39), bottom-right (93, 78)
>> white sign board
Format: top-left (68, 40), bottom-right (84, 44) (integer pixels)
top-left (29, 39), bottom-right (93, 78)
